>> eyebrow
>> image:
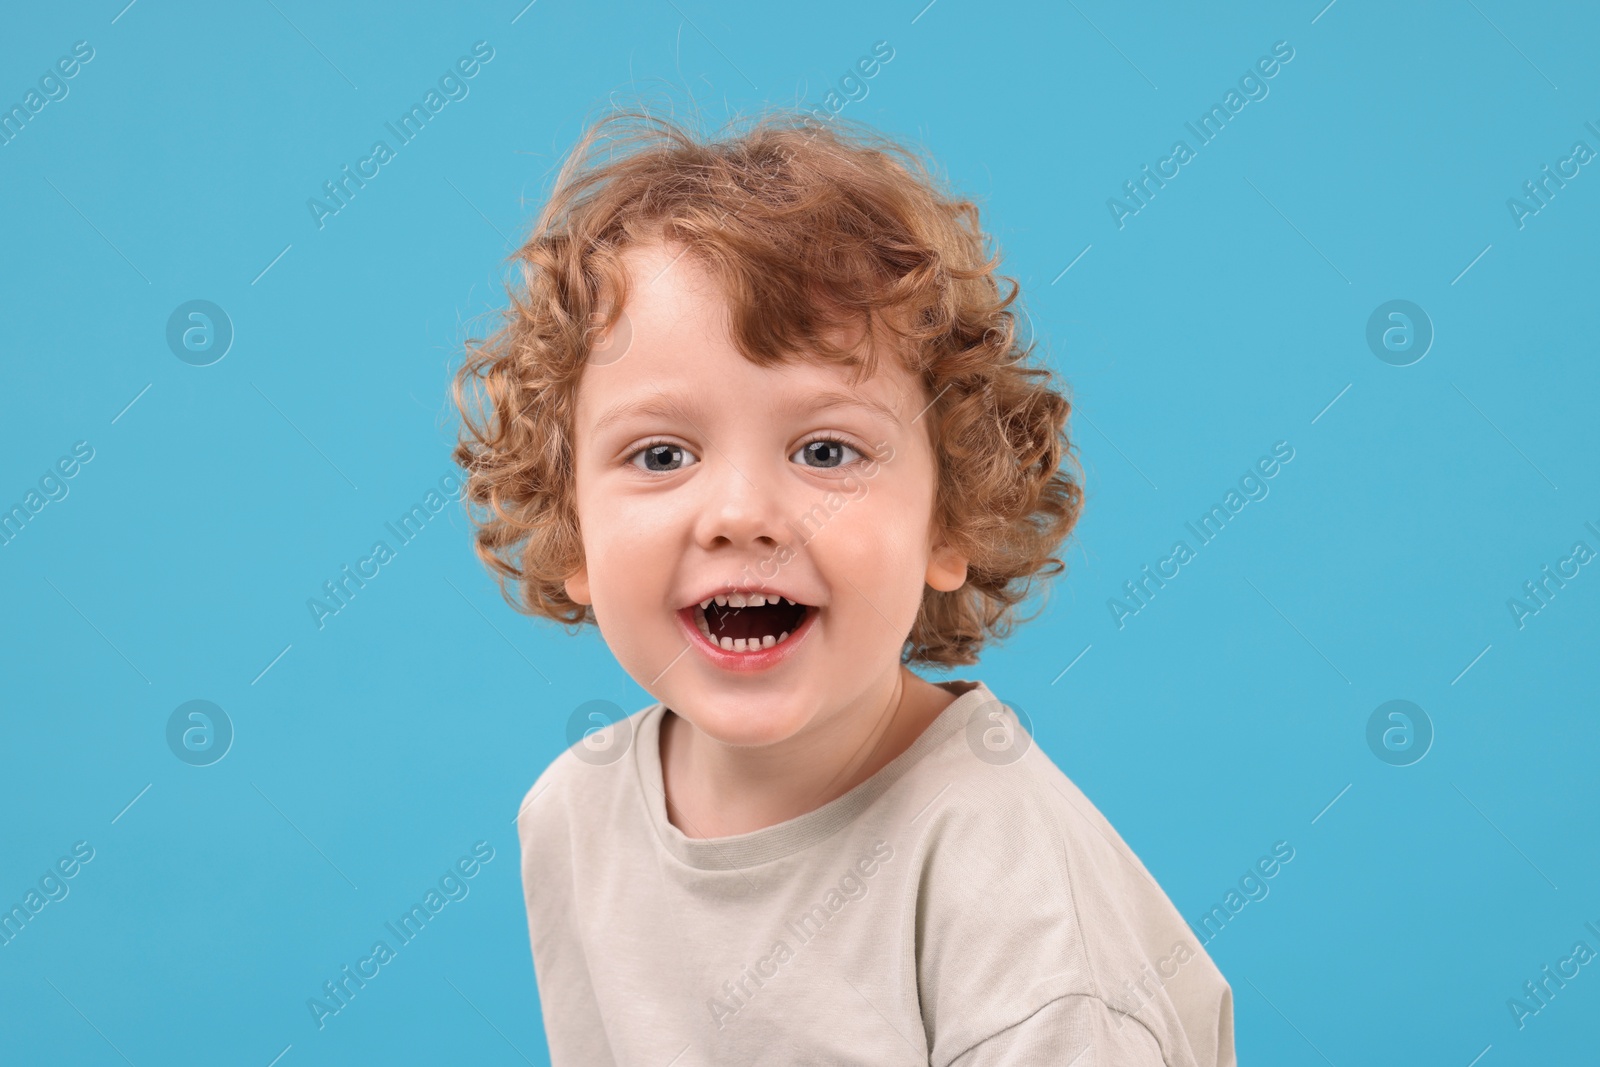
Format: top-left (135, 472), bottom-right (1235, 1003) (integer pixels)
top-left (590, 388), bottom-right (902, 438)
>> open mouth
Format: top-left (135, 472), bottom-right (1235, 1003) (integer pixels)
top-left (688, 593), bottom-right (811, 653)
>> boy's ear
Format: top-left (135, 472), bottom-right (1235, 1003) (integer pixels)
top-left (564, 563), bottom-right (593, 606)
top-left (925, 542), bottom-right (968, 593)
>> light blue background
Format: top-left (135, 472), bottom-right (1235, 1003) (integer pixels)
top-left (3, 1), bottom-right (1597, 1064)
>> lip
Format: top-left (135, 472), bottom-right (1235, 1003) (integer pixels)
top-left (674, 601), bottom-right (818, 674)
top-left (678, 584), bottom-right (814, 613)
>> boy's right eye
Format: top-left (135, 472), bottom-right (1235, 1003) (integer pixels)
top-left (629, 441), bottom-right (700, 473)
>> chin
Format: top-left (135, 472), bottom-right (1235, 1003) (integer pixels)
top-left (672, 690), bottom-right (813, 747)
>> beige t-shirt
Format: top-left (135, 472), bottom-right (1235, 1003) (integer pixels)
top-left (515, 678), bottom-right (1236, 1066)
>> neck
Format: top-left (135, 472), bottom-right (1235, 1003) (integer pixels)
top-left (659, 666), bottom-right (949, 839)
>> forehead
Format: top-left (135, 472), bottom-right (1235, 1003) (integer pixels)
top-left (575, 241), bottom-right (923, 423)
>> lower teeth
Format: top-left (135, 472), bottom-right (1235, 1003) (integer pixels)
top-left (693, 605), bottom-right (796, 652)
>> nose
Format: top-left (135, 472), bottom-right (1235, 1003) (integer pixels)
top-left (693, 453), bottom-right (788, 553)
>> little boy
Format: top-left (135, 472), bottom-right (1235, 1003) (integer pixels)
top-left (453, 108), bottom-right (1235, 1066)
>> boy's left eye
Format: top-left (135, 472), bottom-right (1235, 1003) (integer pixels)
top-left (791, 438), bottom-right (862, 469)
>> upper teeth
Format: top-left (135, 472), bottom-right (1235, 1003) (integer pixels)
top-left (699, 593), bottom-right (797, 609)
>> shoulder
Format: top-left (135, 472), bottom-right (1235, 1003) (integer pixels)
top-left (904, 684), bottom-right (1233, 1067)
top-left (513, 700), bottom-right (659, 855)
top-left (901, 681), bottom-right (1102, 879)
top-left (905, 685), bottom-right (1184, 938)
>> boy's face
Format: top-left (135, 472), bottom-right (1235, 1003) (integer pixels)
top-left (563, 241), bottom-right (967, 747)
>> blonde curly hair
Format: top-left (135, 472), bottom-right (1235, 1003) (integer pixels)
top-left (451, 106), bottom-right (1083, 667)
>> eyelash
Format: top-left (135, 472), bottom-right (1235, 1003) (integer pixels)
top-left (626, 433), bottom-right (872, 473)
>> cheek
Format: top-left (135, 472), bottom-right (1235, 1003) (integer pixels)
top-left (578, 483), bottom-right (693, 595)
top-left (818, 474), bottom-right (916, 536)
top-left (576, 485), bottom-right (672, 595)
top-left (813, 479), bottom-right (934, 604)
top-left (593, 515), bottom-right (671, 576)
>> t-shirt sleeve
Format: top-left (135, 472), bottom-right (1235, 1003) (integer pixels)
top-left (913, 750), bottom-right (1231, 1067)
top-left (945, 994), bottom-right (1168, 1067)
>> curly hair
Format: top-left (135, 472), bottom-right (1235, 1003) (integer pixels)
top-left (451, 105), bottom-right (1083, 668)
